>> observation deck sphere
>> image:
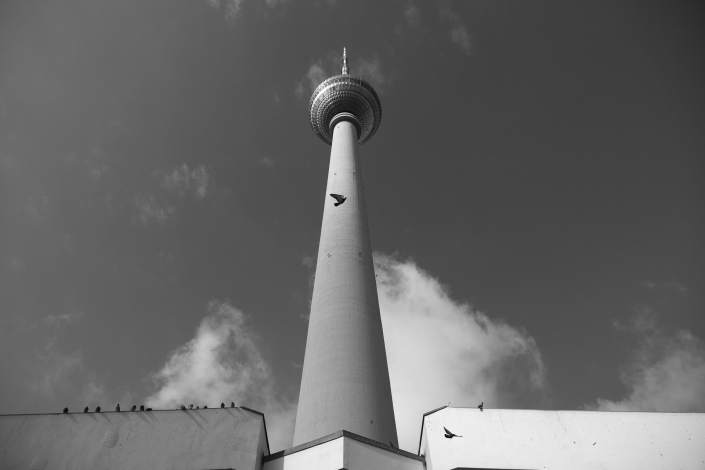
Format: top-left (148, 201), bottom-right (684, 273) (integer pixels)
top-left (309, 74), bottom-right (382, 145)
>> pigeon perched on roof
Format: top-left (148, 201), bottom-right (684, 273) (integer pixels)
top-left (140, 405), bottom-right (144, 411)
top-left (189, 404), bottom-right (193, 409)
top-left (329, 194), bottom-right (347, 206)
top-left (115, 404), bottom-right (120, 412)
top-left (146, 408), bottom-right (152, 411)
top-left (444, 427), bottom-right (462, 439)
top-left (63, 407), bottom-right (68, 414)
top-left (478, 402), bottom-right (484, 412)
top-left (95, 406), bottom-right (101, 413)
top-left (231, 402), bottom-right (235, 408)
top-left (130, 405), bottom-right (137, 412)
top-left (180, 405), bottom-right (187, 410)
top-left (84, 407), bottom-right (89, 413)
top-left (389, 441), bottom-right (395, 448)
top-left (221, 403), bottom-right (225, 408)
top-left (196, 406), bottom-right (200, 409)
top-left (204, 405), bottom-right (208, 409)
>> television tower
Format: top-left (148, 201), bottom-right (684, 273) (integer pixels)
top-left (293, 49), bottom-right (398, 447)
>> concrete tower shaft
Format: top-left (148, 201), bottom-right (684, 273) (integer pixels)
top-left (293, 116), bottom-right (398, 445)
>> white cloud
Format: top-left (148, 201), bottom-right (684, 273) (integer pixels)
top-left (162, 164), bottom-right (210, 199)
top-left (132, 195), bottom-right (174, 225)
top-left (587, 308), bottom-right (705, 412)
top-left (146, 301), bottom-right (296, 452)
top-left (440, 6), bottom-right (472, 56)
top-left (375, 253), bottom-right (547, 451)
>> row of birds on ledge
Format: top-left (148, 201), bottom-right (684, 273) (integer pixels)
top-left (62, 402), bottom-right (238, 414)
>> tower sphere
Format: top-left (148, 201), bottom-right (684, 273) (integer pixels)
top-left (309, 49), bottom-right (382, 145)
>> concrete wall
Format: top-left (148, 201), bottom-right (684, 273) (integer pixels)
top-left (0, 407), bottom-right (268, 470)
top-left (420, 407), bottom-right (705, 470)
top-left (263, 435), bottom-right (344, 470)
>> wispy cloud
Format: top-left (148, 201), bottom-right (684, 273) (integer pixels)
top-left (146, 301), bottom-right (296, 451)
top-left (132, 195), bottom-right (174, 225)
top-left (162, 164), bottom-right (210, 199)
top-left (42, 311), bottom-right (83, 327)
top-left (403, 2), bottom-right (420, 28)
top-left (643, 280), bottom-right (689, 296)
top-left (586, 307), bottom-right (705, 412)
top-left (206, 0), bottom-right (288, 23)
top-left (259, 157), bottom-right (276, 169)
top-left (295, 62), bottom-right (328, 97)
top-left (439, 5), bottom-right (472, 56)
top-left (375, 253), bottom-right (547, 451)
top-left (295, 53), bottom-right (386, 97)
top-left (356, 56), bottom-right (386, 91)
top-left (22, 313), bottom-right (110, 409)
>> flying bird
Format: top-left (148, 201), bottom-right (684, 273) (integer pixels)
top-left (329, 194), bottom-right (347, 206)
top-left (444, 427), bottom-right (462, 439)
top-left (63, 407), bottom-right (68, 414)
top-left (130, 405), bottom-right (137, 412)
top-left (84, 407), bottom-right (89, 413)
top-left (115, 404), bottom-right (120, 412)
top-left (221, 403), bottom-right (225, 408)
top-left (140, 405), bottom-right (144, 411)
top-left (95, 407), bottom-right (101, 413)
top-left (478, 402), bottom-right (484, 411)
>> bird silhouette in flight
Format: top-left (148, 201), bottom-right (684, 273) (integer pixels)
top-left (444, 427), bottom-right (462, 438)
top-left (330, 194), bottom-right (347, 206)
top-left (478, 402), bottom-right (484, 411)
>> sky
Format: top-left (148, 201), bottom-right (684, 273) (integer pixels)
top-left (1, 0), bottom-right (704, 453)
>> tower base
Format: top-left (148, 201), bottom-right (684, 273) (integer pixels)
top-left (263, 430), bottom-right (424, 470)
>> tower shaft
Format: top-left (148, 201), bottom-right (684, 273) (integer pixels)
top-left (293, 120), bottom-right (398, 446)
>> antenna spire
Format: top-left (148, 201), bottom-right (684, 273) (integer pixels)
top-left (342, 47), bottom-right (349, 75)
